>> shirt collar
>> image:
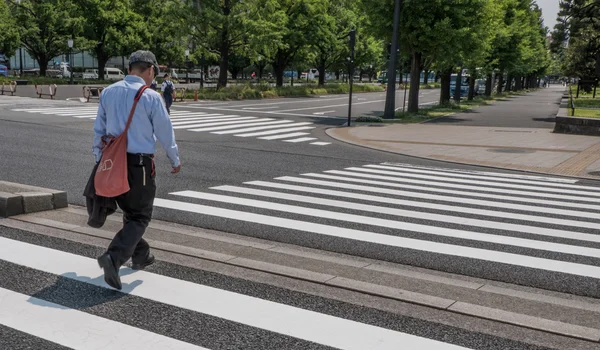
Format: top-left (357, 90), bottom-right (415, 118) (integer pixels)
top-left (125, 75), bottom-right (146, 84)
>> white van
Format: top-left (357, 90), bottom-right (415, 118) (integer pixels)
top-left (104, 68), bottom-right (125, 81)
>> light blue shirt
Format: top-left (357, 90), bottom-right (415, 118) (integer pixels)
top-left (93, 75), bottom-right (180, 167)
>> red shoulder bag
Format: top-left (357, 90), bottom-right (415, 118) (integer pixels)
top-left (95, 86), bottom-right (148, 198)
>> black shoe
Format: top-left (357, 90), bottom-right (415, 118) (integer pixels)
top-left (131, 254), bottom-right (155, 270)
top-left (97, 253), bottom-right (122, 290)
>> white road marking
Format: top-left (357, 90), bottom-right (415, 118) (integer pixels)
top-left (151, 199), bottom-right (600, 279)
top-left (213, 122), bottom-right (308, 134)
top-left (189, 120), bottom-right (294, 133)
top-left (172, 118), bottom-right (273, 130)
top-left (282, 137), bottom-right (318, 143)
top-left (244, 180), bottom-right (600, 228)
top-left (171, 117), bottom-right (256, 126)
top-left (0, 237), bottom-right (469, 350)
top-left (258, 132), bottom-right (311, 140)
top-left (381, 162), bottom-right (579, 184)
top-left (365, 164), bottom-right (600, 191)
top-left (234, 126), bottom-right (316, 137)
top-left (281, 175), bottom-right (600, 213)
top-left (172, 191), bottom-right (600, 257)
top-left (0, 287), bottom-right (206, 350)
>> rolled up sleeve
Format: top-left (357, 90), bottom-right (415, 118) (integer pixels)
top-left (150, 95), bottom-right (180, 167)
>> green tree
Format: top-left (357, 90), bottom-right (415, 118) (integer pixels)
top-left (133, 0), bottom-right (190, 68)
top-left (188, 0), bottom-right (260, 88)
top-left (75, 0), bottom-right (143, 80)
top-left (309, 0), bottom-right (358, 86)
top-left (552, 0), bottom-right (600, 79)
top-left (8, 0), bottom-right (81, 76)
top-left (255, 0), bottom-right (324, 87)
top-left (0, 0), bottom-right (19, 62)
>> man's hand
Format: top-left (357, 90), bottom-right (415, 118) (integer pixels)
top-left (171, 164), bottom-right (182, 174)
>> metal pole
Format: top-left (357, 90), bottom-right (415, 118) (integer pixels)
top-left (19, 48), bottom-right (23, 76)
top-left (69, 48), bottom-right (74, 85)
top-left (348, 30), bottom-right (356, 127)
top-left (402, 74), bottom-right (408, 112)
top-left (383, 0), bottom-right (402, 119)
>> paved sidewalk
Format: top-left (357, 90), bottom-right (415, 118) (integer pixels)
top-left (327, 86), bottom-right (600, 179)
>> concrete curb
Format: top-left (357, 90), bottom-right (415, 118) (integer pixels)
top-left (0, 181), bottom-right (67, 218)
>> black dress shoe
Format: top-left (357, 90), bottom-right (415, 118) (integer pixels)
top-left (97, 253), bottom-right (122, 290)
top-left (132, 254), bottom-right (155, 270)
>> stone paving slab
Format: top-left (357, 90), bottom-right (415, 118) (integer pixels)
top-left (328, 124), bottom-right (600, 179)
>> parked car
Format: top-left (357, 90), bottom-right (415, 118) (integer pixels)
top-left (0, 64), bottom-right (8, 77)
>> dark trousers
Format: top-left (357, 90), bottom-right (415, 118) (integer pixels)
top-left (164, 95), bottom-right (173, 115)
top-left (107, 153), bottom-right (156, 268)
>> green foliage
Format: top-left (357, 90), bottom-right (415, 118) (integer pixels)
top-left (75, 0), bottom-right (143, 79)
top-left (0, 1), bottom-right (19, 58)
top-left (550, 0), bottom-right (599, 79)
top-left (9, 0), bottom-right (82, 76)
top-left (133, 0), bottom-right (190, 67)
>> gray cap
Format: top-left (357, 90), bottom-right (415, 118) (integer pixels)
top-left (129, 50), bottom-right (159, 76)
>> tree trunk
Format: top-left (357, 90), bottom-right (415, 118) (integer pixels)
top-left (485, 73), bottom-right (493, 96)
top-left (497, 71), bottom-right (504, 94)
top-left (217, 41), bottom-right (229, 89)
top-left (468, 75), bottom-right (476, 101)
top-left (35, 54), bottom-right (49, 77)
top-left (454, 67), bottom-right (463, 103)
top-left (435, 72), bottom-right (440, 83)
top-left (439, 69), bottom-right (452, 105)
top-left (423, 69), bottom-right (430, 84)
top-left (317, 57), bottom-right (326, 86)
top-left (407, 51), bottom-right (422, 114)
top-left (217, 0), bottom-right (231, 89)
top-left (98, 56), bottom-right (108, 81)
top-left (231, 68), bottom-right (239, 80)
top-left (506, 74), bottom-right (513, 91)
top-left (514, 75), bottom-right (522, 91)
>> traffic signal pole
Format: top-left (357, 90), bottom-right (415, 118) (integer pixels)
top-left (383, 0), bottom-right (402, 119)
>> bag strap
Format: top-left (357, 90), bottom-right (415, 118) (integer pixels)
top-left (124, 85), bottom-right (148, 133)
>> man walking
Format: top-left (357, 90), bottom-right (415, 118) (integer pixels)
top-left (161, 73), bottom-right (174, 114)
top-left (93, 50), bottom-right (181, 290)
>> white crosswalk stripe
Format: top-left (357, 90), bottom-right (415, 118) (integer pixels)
top-left (10, 106), bottom-right (331, 146)
top-left (151, 163), bottom-right (600, 298)
top-left (0, 236), bottom-right (470, 350)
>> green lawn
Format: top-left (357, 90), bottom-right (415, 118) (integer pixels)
top-left (568, 108), bottom-right (600, 118)
top-left (573, 97), bottom-right (600, 109)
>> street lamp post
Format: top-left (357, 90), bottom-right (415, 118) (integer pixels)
top-left (185, 49), bottom-right (190, 84)
top-left (257, 56), bottom-right (262, 84)
top-left (200, 54), bottom-right (205, 89)
top-left (67, 39), bottom-right (74, 85)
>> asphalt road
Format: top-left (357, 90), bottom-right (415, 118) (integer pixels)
top-left (1, 91), bottom-right (599, 349)
top-left (426, 86), bottom-right (563, 128)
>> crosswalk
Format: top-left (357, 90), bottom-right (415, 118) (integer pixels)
top-left (10, 106), bottom-right (331, 146)
top-left (152, 162), bottom-right (600, 297)
top-left (0, 235), bottom-right (473, 349)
